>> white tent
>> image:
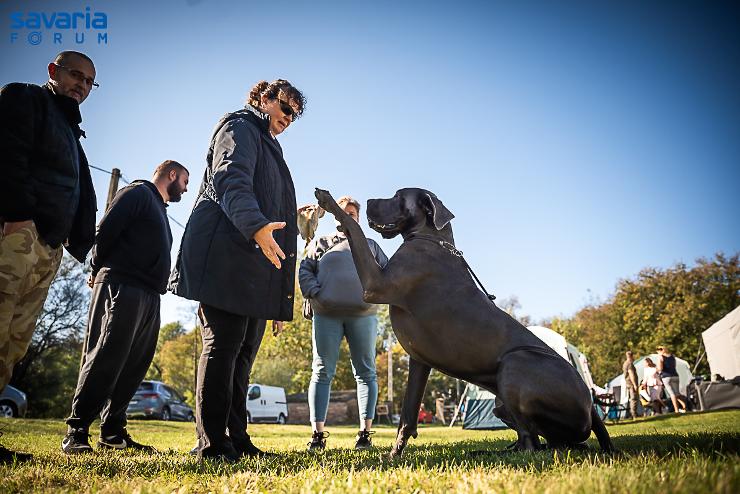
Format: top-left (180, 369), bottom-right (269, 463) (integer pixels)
top-left (462, 326), bottom-right (597, 430)
top-left (527, 326), bottom-right (597, 389)
top-left (606, 354), bottom-right (693, 416)
top-left (702, 305), bottom-right (740, 379)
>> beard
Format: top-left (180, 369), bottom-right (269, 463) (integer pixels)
top-left (167, 181), bottom-right (183, 202)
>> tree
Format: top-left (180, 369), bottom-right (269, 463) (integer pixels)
top-left (146, 321), bottom-right (187, 381)
top-left (11, 255), bottom-right (89, 386)
top-left (552, 253), bottom-right (739, 385)
top-left (158, 326), bottom-right (201, 404)
top-left (498, 295), bottom-right (532, 326)
top-left (10, 255), bottom-right (89, 417)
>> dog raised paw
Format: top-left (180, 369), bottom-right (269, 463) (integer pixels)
top-left (314, 188), bottom-right (341, 215)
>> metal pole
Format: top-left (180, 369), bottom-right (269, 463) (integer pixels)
top-left (449, 382), bottom-right (470, 427)
top-left (387, 335), bottom-right (393, 405)
top-left (105, 168), bottom-right (121, 210)
top-left (194, 308), bottom-right (199, 399)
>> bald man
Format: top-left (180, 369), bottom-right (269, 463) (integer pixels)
top-left (0, 51), bottom-right (98, 464)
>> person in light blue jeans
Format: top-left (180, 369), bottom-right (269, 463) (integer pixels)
top-left (299, 195), bottom-right (388, 450)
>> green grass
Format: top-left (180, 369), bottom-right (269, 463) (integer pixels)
top-left (2, 410), bottom-right (739, 493)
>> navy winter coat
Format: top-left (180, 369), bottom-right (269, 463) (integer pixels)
top-left (169, 106), bottom-right (297, 320)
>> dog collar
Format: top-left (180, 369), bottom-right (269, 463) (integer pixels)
top-left (406, 234), bottom-right (496, 302)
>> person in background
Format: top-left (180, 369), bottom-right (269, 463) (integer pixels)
top-left (299, 196), bottom-right (388, 451)
top-left (641, 357), bottom-right (664, 415)
top-left (656, 346), bottom-right (685, 413)
top-left (169, 79), bottom-right (306, 463)
top-left (0, 50), bottom-right (98, 464)
top-left (622, 351), bottom-right (639, 419)
top-left (62, 161), bottom-right (189, 454)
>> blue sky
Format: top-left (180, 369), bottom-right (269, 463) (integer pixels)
top-left (2, 0), bottom-right (739, 327)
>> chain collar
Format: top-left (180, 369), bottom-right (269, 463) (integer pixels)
top-left (406, 233), bottom-right (496, 302)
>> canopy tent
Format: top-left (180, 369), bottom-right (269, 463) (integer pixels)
top-left (460, 384), bottom-right (507, 430)
top-left (702, 305), bottom-right (740, 379)
top-left (461, 326), bottom-right (597, 430)
top-left (606, 354), bottom-right (693, 417)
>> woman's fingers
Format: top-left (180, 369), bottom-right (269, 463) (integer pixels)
top-left (255, 222), bottom-right (289, 268)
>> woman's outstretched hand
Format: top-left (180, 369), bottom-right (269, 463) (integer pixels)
top-left (254, 222), bottom-right (286, 268)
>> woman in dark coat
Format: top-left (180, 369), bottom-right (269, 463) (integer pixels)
top-left (169, 79), bottom-right (306, 461)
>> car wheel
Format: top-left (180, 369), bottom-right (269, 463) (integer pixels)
top-left (161, 407), bottom-right (171, 421)
top-left (277, 413), bottom-right (286, 425)
top-left (187, 412), bottom-right (195, 422)
top-left (0, 400), bottom-right (17, 418)
top-left (246, 412), bottom-right (251, 424)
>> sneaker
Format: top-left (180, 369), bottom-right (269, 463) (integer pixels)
top-left (354, 430), bottom-right (375, 450)
top-left (307, 431), bottom-right (329, 451)
top-left (61, 428), bottom-right (93, 454)
top-left (0, 445), bottom-right (33, 464)
top-left (98, 430), bottom-right (155, 452)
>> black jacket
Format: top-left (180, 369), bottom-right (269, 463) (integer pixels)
top-left (0, 82), bottom-right (96, 262)
top-left (169, 106), bottom-right (298, 320)
top-left (92, 180), bottom-right (173, 294)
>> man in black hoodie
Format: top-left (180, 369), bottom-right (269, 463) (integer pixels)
top-left (62, 160), bottom-right (189, 454)
top-left (0, 51), bottom-right (98, 464)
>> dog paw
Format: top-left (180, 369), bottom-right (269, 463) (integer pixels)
top-left (314, 188), bottom-right (341, 215)
top-left (388, 446), bottom-right (404, 460)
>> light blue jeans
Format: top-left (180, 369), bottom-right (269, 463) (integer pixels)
top-left (308, 314), bottom-right (378, 423)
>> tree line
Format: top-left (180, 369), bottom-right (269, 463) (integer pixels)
top-left (9, 252), bottom-right (737, 417)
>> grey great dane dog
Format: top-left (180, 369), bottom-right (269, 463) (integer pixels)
top-left (314, 187), bottom-right (613, 458)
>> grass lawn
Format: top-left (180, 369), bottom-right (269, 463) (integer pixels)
top-left (1, 410), bottom-right (739, 493)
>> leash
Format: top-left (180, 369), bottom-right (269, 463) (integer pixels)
top-left (408, 234), bottom-right (496, 302)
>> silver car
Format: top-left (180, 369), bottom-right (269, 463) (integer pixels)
top-left (126, 380), bottom-right (194, 422)
top-left (0, 385), bottom-right (28, 418)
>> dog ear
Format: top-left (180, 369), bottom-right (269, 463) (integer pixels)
top-left (423, 193), bottom-right (454, 230)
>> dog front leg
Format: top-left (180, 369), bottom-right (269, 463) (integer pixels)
top-left (315, 188), bottom-right (387, 300)
top-left (390, 357), bottom-right (431, 459)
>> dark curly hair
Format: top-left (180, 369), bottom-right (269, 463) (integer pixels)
top-left (247, 79), bottom-right (306, 120)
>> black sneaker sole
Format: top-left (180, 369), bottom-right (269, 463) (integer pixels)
top-left (61, 445), bottom-right (93, 455)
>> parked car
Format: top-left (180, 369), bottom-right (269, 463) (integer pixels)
top-left (246, 384), bottom-right (288, 424)
top-left (0, 385), bottom-right (27, 418)
top-left (126, 381), bottom-right (194, 422)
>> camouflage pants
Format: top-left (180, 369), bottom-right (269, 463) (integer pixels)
top-left (0, 223), bottom-right (63, 390)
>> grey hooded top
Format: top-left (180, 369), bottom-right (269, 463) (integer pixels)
top-left (299, 232), bottom-right (388, 317)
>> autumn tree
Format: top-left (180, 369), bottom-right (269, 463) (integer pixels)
top-left (553, 253), bottom-right (739, 385)
top-left (10, 255), bottom-right (89, 417)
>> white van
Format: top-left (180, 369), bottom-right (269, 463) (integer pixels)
top-left (246, 384), bottom-right (288, 424)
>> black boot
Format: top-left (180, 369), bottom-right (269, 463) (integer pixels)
top-left (234, 433), bottom-right (276, 457)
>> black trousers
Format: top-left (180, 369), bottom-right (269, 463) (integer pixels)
top-left (196, 303), bottom-right (266, 457)
top-left (66, 280), bottom-right (160, 435)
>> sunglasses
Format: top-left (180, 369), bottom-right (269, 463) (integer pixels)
top-left (277, 99), bottom-right (296, 120)
top-left (55, 64), bottom-right (99, 89)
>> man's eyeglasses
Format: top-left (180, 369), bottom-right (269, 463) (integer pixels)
top-left (278, 99), bottom-right (296, 120)
top-left (55, 64), bottom-right (99, 90)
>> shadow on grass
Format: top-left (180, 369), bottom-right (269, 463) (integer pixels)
top-left (19, 429), bottom-right (737, 479)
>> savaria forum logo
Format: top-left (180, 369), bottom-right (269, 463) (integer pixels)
top-left (9, 6), bottom-right (108, 46)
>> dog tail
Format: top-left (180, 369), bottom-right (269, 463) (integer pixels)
top-left (590, 406), bottom-right (615, 453)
